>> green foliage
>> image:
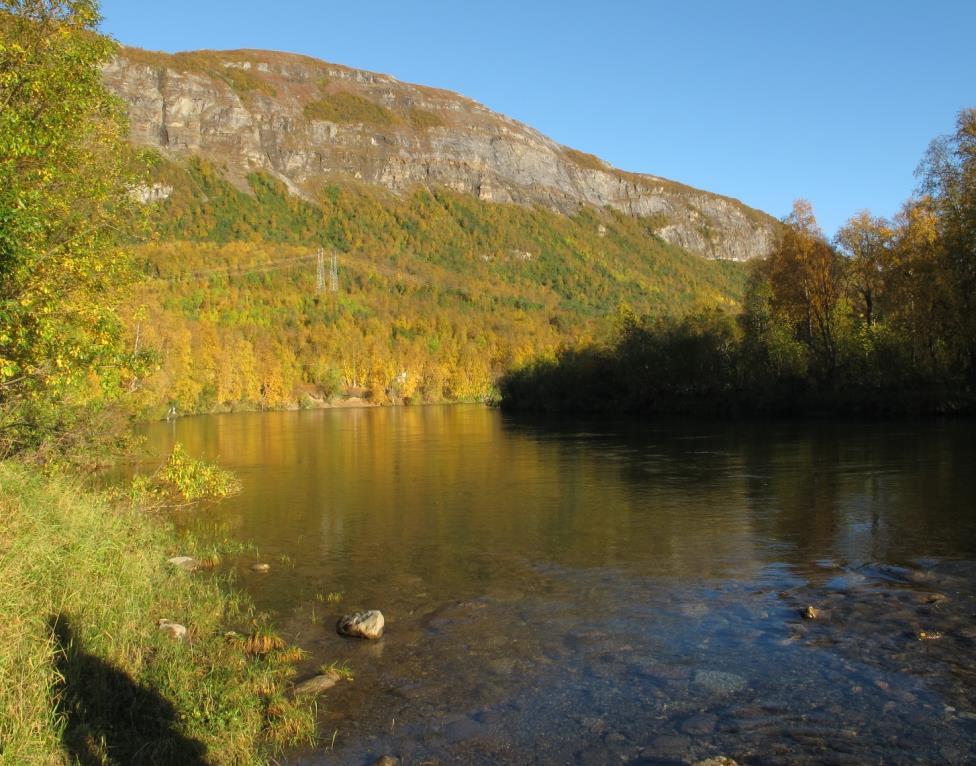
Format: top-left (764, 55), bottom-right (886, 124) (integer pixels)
top-left (131, 442), bottom-right (241, 505)
top-left (0, 1), bottom-right (147, 455)
top-left (304, 91), bottom-right (399, 126)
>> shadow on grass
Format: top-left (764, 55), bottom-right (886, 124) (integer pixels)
top-left (49, 614), bottom-right (208, 765)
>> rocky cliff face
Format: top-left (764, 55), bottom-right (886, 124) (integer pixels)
top-left (104, 47), bottom-right (776, 261)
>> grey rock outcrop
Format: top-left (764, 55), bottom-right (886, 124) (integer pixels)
top-left (103, 48), bottom-right (777, 261)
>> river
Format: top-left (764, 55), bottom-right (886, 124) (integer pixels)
top-left (142, 405), bottom-right (976, 765)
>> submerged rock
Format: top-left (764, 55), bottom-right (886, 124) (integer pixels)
top-left (292, 670), bottom-right (340, 696)
top-left (250, 562), bottom-right (271, 573)
top-left (158, 619), bottom-right (187, 640)
top-left (337, 610), bottom-right (385, 639)
top-left (682, 712), bottom-right (718, 735)
top-left (694, 670), bottom-right (747, 695)
top-left (167, 556), bottom-right (197, 571)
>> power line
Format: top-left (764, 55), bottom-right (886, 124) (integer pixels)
top-left (148, 248), bottom-right (426, 288)
top-left (316, 248), bottom-right (326, 292)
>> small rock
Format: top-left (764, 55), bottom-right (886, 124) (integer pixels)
top-left (250, 563), bottom-right (271, 573)
top-left (694, 670), bottom-right (747, 695)
top-left (920, 592), bottom-right (948, 605)
top-left (802, 605), bottom-right (822, 620)
top-left (337, 610), bottom-right (385, 639)
top-left (682, 713), bottom-right (718, 735)
top-left (648, 734), bottom-right (691, 755)
top-left (371, 757), bottom-right (399, 766)
top-left (292, 671), bottom-right (340, 696)
top-left (488, 658), bottom-right (516, 676)
top-left (167, 556), bottom-right (197, 571)
top-left (680, 602), bottom-right (710, 618)
top-left (692, 758), bottom-right (740, 766)
top-left (917, 630), bottom-right (943, 640)
top-left (158, 619), bottom-right (187, 640)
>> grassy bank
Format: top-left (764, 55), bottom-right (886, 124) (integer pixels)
top-left (0, 462), bottom-right (314, 765)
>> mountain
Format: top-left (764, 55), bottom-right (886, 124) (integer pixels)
top-left (103, 47), bottom-right (776, 262)
top-left (100, 45), bottom-right (777, 414)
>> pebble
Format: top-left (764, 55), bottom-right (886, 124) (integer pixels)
top-left (682, 712), bottom-right (718, 735)
top-left (157, 619), bottom-right (187, 640)
top-left (292, 670), bottom-right (340, 696)
top-left (694, 670), bottom-right (747, 695)
top-left (337, 609), bottom-right (385, 639)
top-left (167, 556), bottom-right (197, 571)
top-left (250, 562), bottom-right (271, 573)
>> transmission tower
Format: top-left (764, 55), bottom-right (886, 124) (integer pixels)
top-left (316, 248), bottom-right (326, 292)
top-left (329, 250), bottom-right (339, 293)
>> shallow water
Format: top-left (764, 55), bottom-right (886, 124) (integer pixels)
top-left (143, 406), bottom-right (976, 765)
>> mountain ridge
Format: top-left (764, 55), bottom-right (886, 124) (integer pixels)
top-left (103, 45), bottom-right (777, 261)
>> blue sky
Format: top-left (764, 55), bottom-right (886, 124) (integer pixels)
top-left (99, 1), bottom-right (974, 237)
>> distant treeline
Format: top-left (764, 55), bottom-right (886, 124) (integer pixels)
top-left (500, 110), bottom-right (976, 416)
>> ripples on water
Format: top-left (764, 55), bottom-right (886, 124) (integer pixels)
top-left (142, 406), bottom-right (976, 765)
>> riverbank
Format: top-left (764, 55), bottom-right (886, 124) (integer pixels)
top-left (0, 462), bottom-right (315, 765)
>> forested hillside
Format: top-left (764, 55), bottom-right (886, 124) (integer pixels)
top-left (500, 110), bottom-right (976, 416)
top-left (127, 156), bottom-right (748, 414)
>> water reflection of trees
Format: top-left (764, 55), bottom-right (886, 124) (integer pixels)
top-left (146, 409), bottom-right (976, 608)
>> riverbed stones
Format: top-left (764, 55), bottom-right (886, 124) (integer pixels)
top-left (337, 609), bottom-right (385, 639)
top-left (158, 619), bottom-right (187, 640)
top-left (681, 712), bottom-right (718, 735)
top-left (694, 669), bottom-right (747, 695)
top-left (292, 670), bottom-right (340, 696)
top-left (167, 556), bottom-right (197, 571)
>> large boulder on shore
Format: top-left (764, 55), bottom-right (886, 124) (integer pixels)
top-left (337, 610), bottom-right (385, 639)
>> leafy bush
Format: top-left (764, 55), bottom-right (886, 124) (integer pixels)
top-left (132, 443), bottom-right (241, 505)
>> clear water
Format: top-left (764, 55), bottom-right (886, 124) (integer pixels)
top-left (142, 406), bottom-right (976, 765)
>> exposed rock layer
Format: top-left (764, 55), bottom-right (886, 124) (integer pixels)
top-left (104, 48), bottom-right (776, 261)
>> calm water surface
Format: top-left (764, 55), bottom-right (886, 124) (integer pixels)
top-left (143, 406), bottom-right (976, 765)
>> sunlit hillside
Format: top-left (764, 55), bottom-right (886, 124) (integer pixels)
top-left (127, 157), bottom-right (748, 414)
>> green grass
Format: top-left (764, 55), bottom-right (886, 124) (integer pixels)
top-left (319, 661), bottom-right (354, 682)
top-left (563, 147), bottom-right (605, 172)
top-left (0, 462), bottom-right (315, 765)
top-left (407, 107), bottom-right (445, 130)
top-left (304, 92), bottom-right (399, 127)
